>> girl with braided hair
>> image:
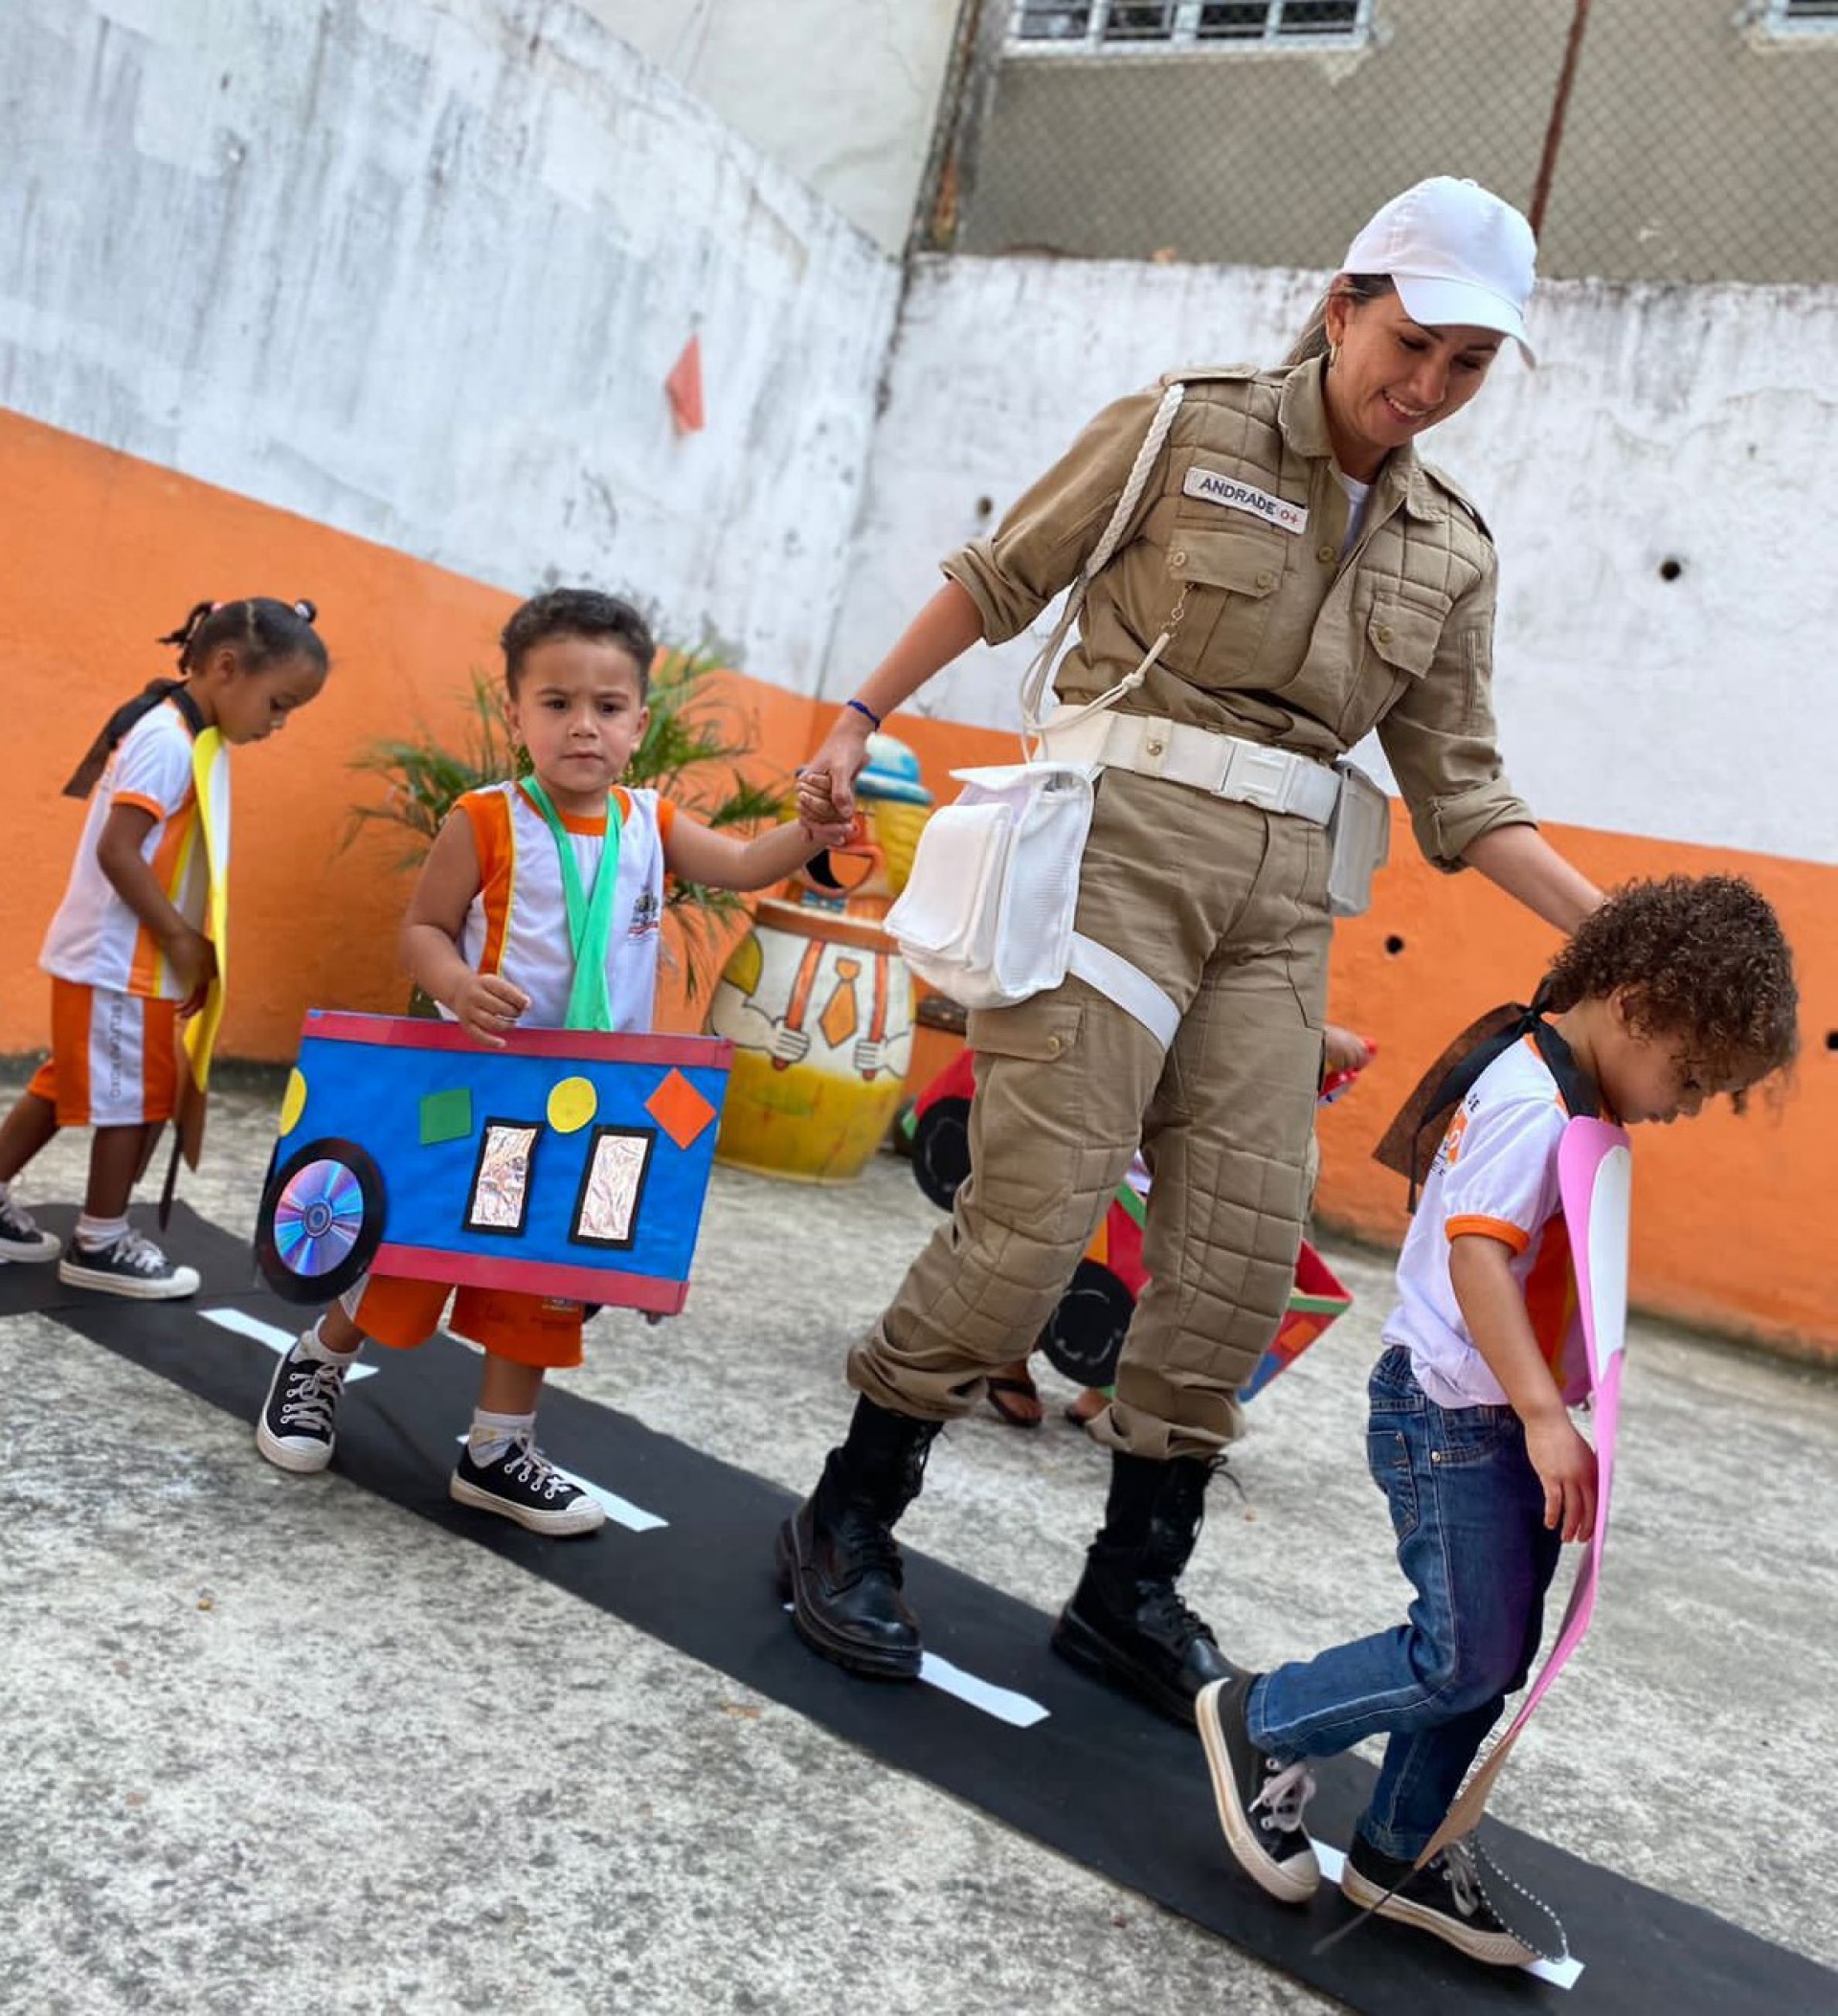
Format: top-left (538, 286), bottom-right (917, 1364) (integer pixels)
top-left (0, 597), bottom-right (328, 1297)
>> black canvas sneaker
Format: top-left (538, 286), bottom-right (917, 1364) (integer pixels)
top-left (57, 1229), bottom-right (200, 1300)
top-left (256, 1334), bottom-right (352, 1474)
top-left (1342, 1829), bottom-right (1567, 1967)
top-left (449, 1433), bottom-right (606, 1536)
top-left (0, 1192), bottom-right (59, 1263)
top-left (1197, 1672), bottom-right (1321, 1904)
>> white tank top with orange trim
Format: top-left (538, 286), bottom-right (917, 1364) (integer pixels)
top-left (455, 781), bottom-right (673, 1035)
top-left (41, 698), bottom-right (210, 1000)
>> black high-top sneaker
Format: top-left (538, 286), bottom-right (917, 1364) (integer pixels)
top-left (256, 1333), bottom-right (353, 1474)
top-left (776, 1396), bottom-right (942, 1680)
top-left (1342, 1829), bottom-right (1568, 1967)
top-left (1051, 1449), bottom-right (1236, 1724)
top-left (1196, 1672), bottom-right (1321, 1904)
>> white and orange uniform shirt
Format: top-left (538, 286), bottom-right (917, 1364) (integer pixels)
top-left (40, 698), bottom-right (211, 999)
top-left (454, 781), bottom-right (674, 1034)
top-left (1383, 1035), bottom-right (1583, 1410)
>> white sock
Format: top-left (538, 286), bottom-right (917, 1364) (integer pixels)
top-left (75, 1213), bottom-right (130, 1250)
top-left (468, 1408), bottom-right (535, 1465)
top-left (300, 1318), bottom-right (362, 1365)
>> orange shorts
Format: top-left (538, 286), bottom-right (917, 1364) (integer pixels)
top-left (343, 1272), bottom-right (587, 1369)
top-left (28, 979), bottom-right (178, 1129)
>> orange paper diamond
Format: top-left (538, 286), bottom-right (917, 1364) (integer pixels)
top-left (646, 1067), bottom-right (716, 1150)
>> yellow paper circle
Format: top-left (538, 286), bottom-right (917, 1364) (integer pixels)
top-left (278, 1067), bottom-right (307, 1137)
top-left (547, 1075), bottom-right (598, 1133)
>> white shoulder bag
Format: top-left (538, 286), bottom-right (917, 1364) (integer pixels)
top-left (886, 385), bottom-right (1189, 1049)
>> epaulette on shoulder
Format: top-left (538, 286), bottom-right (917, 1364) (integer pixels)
top-left (1157, 363), bottom-right (1263, 391)
top-left (1421, 459), bottom-right (1494, 542)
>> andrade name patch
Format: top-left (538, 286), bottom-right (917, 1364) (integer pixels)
top-left (1181, 465), bottom-right (1309, 535)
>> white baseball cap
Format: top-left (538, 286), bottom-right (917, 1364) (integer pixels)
top-left (1342, 176), bottom-right (1538, 366)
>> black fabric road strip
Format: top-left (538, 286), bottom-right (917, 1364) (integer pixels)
top-left (8, 1203), bottom-right (1827, 2015)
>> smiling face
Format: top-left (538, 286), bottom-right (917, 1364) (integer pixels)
top-left (1321, 283), bottom-right (1503, 481)
top-left (505, 635), bottom-right (650, 815)
top-left (197, 647), bottom-right (328, 746)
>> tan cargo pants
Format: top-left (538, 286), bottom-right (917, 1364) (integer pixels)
top-left (849, 765), bottom-right (1333, 1461)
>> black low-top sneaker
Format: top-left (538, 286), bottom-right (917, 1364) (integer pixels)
top-left (256, 1335), bottom-right (351, 1474)
top-left (1342, 1829), bottom-right (1567, 1967)
top-left (58, 1230), bottom-right (200, 1300)
top-left (449, 1434), bottom-right (606, 1536)
top-left (0, 1193), bottom-right (60, 1263)
top-left (1196, 1672), bottom-right (1321, 1904)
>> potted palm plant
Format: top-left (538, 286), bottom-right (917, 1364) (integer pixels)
top-left (347, 640), bottom-right (793, 1004)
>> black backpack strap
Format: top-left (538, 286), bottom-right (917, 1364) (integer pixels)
top-left (1374, 985), bottom-right (1601, 1211)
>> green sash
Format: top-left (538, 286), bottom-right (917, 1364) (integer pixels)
top-left (519, 777), bottom-right (624, 1031)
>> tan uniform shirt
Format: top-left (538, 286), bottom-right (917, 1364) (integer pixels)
top-left (941, 356), bottom-right (1532, 870)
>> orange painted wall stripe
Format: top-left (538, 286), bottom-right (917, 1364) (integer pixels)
top-left (2, 405), bottom-right (1831, 1362)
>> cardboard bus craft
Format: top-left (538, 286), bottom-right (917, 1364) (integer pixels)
top-left (255, 1012), bottom-right (733, 1318)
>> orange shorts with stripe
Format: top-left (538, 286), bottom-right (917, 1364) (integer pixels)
top-left (341, 1272), bottom-right (587, 1369)
top-left (28, 978), bottom-right (178, 1128)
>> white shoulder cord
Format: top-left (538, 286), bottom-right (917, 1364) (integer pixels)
top-left (1020, 381), bottom-right (1187, 755)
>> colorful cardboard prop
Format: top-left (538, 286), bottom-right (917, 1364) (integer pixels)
top-left (148, 727), bottom-right (232, 1221)
top-left (905, 1049), bottom-right (1355, 1400)
top-left (255, 1012), bottom-right (732, 1316)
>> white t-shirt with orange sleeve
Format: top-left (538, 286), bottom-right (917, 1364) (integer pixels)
top-left (454, 781), bottom-right (673, 1035)
top-left (1382, 1034), bottom-right (1585, 1410)
top-left (40, 699), bottom-right (208, 1000)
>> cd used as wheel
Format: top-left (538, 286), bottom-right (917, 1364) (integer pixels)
top-left (256, 1137), bottom-right (387, 1305)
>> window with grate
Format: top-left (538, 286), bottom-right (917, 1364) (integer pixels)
top-left (1009, 2), bottom-right (1369, 55)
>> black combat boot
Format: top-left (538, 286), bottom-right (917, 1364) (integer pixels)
top-left (1050, 1449), bottom-right (1236, 1725)
top-left (776, 1396), bottom-right (943, 1680)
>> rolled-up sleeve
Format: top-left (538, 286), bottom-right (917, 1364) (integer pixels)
top-left (1377, 563), bottom-right (1535, 871)
top-left (941, 387), bottom-right (1165, 645)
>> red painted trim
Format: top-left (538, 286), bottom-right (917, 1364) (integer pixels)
top-left (298, 1010), bottom-right (732, 1072)
top-left (372, 1241), bottom-right (689, 1315)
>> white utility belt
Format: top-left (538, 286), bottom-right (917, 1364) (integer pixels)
top-left (1035, 707), bottom-right (1341, 826)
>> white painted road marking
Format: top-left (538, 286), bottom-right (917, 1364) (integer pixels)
top-left (917, 1651), bottom-right (1050, 1729)
top-left (202, 1306), bottom-right (378, 1379)
top-left (780, 1606), bottom-right (1049, 1729)
top-left (453, 1437), bottom-right (665, 1534)
top-left (1309, 1839), bottom-right (1583, 1989)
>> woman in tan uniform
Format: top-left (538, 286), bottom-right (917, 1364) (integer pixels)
top-left (778, 177), bottom-right (1603, 1725)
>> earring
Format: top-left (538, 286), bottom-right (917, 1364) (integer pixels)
top-left (1327, 342), bottom-right (1340, 370)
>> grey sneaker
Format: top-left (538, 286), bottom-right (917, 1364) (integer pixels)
top-left (256, 1334), bottom-right (351, 1474)
top-left (57, 1229), bottom-right (200, 1301)
top-left (0, 1192), bottom-right (60, 1263)
top-left (449, 1433), bottom-right (605, 1536)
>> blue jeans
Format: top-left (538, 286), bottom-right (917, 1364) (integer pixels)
top-left (1248, 1346), bottom-right (1562, 1861)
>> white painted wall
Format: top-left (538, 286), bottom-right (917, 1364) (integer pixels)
top-left (579, 0), bottom-right (965, 255)
top-left (0, 0), bottom-right (900, 690)
top-left (827, 256), bottom-right (1838, 864)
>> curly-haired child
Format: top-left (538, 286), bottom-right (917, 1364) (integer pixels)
top-left (1199, 873), bottom-right (1798, 1966)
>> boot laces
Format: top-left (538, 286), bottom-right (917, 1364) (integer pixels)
top-left (832, 1506), bottom-right (904, 1591)
top-left (1137, 1583), bottom-right (1215, 1651)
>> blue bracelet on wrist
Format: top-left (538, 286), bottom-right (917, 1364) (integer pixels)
top-left (844, 696), bottom-right (883, 731)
